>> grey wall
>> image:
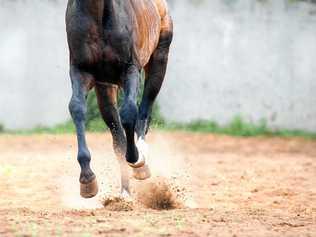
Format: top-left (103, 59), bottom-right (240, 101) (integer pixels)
top-left (0, 0), bottom-right (316, 131)
top-left (161, 0), bottom-right (316, 131)
top-left (0, 1), bottom-right (70, 129)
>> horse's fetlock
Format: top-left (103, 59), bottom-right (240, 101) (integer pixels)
top-left (126, 144), bottom-right (139, 164)
top-left (77, 149), bottom-right (91, 166)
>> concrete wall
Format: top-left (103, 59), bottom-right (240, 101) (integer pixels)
top-left (161, 0), bottom-right (316, 131)
top-left (0, 0), bottom-right (316, 131)
top-left (0, 1), bottom-right (70, 129)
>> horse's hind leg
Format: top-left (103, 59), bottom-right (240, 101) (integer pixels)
top-left (69, 66), bottom-right (98, 199)
top-left (134, 31), bottom-right (173, 180)
top-left (95, 82), bottom-right (131, 198)
top-left (119, 66), bottom-right (151, 180)
top-left (136, 31), bottom-right (173, 140)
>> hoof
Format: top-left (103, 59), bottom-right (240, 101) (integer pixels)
top-left (132, 164), bottom-right (151, 180)
top-left (128, 139), bottom-right (148, 169)
top-left (127, 156), bottom-right (145, 169)
top-left (80, 177), bottom-right (98, 199)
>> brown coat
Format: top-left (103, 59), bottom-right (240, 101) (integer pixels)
top-left (66, 0), bottom-right (173, 74)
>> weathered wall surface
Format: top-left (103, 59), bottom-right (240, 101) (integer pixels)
top-left (0, 0), bottom-right (315, 131)
top-left (161, 0), bottom-right (316, 131)
top-left (0, 1), bottom-right (69, 129)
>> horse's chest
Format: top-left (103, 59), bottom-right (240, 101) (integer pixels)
top-left (103, 30), bottom-right (133, 63)
top-left (73, 33), bottom-right (132, 81)
top-left (90, 40), bottom-right (135, 84)
top-left (68, 22), bottom-right (104, 67)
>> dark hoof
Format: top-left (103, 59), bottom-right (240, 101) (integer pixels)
top-left (127, 155), bottom-right (145, 169)
top-left (80, 177), bottom-right (98, 199)
top-left (132, 164), bottom-right (151, 180)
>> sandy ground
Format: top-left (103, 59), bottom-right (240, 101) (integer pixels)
top-left (0, 132), bottom-right (315, 237)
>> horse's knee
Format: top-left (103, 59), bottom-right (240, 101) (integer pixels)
top-left (120, 99), bottom-right (138, 128)
top-left (69, 97), bottom-right (86, 121)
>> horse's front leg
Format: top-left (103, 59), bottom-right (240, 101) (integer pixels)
top-left (69, 65), bottom-right (98, 198)
top-left (120, 65), bottom-right (151, 180)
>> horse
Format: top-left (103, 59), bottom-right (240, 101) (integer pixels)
top-left (65, 0), bottom-right (173, 198)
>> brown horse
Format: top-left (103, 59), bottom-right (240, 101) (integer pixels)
top-left (66, 0), bottom-right (173, 198)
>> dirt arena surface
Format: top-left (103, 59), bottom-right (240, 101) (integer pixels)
top-left (0, 132), bottom-right (315, 237)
